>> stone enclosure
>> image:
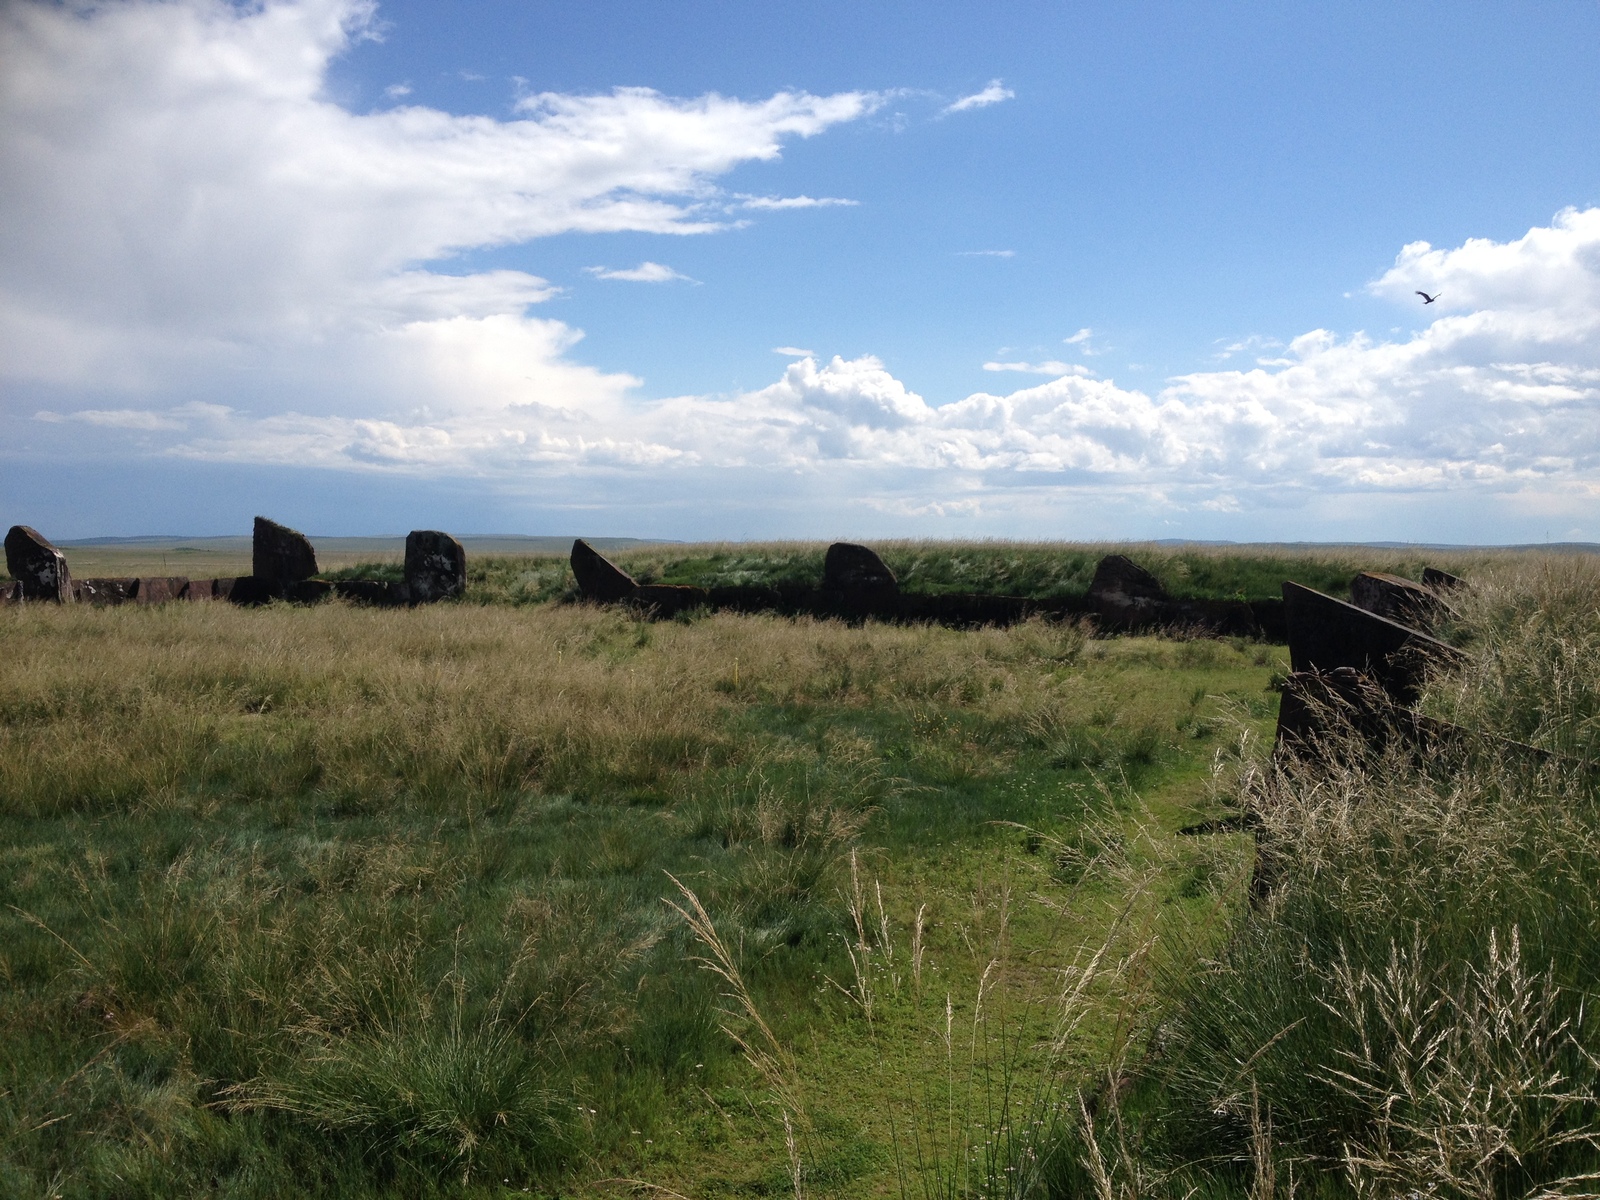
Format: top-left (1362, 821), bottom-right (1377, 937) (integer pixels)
top-left (1, 519), bottom-right (466, 608)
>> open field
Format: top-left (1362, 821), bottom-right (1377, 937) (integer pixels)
top-left (2, 543), bottom-right (1598, 1197)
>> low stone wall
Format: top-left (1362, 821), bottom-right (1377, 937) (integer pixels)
top-left (571, 538), bottom-right (1290, 636)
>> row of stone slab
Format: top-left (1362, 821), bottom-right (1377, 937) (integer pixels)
top-left (2, 520), bottom-right (468, 606)
top-left (570, 538), bottom-right (1294, 635)
top-left (1266, 568), bottom-right (1544, 772)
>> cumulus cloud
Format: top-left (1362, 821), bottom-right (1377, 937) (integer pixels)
top-left (71, 207), bottom-right (1595, 524)
top-left (943, 80), bottom-right (1014, 114)
top-left (4, 0), bottom-right (1600, 533)
top-left (585, 262), bottom-right (696, 283)
top-left (0, 0), bottom-right (873, 406)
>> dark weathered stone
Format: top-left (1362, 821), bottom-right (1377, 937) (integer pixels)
top-left (1422, 567), bottom-right (1465, 591)
top-left (1088, 554), bottom-right (1166, 603)
top-left (1087, 554), bottom-right (1166, 628)
top-left (0, 579), bottom-right (18, 604)
top-left (181, 579), bottom-right (216, 601)
top-left (129, 577), bottom-right (188, 605)
top-left (1274, 666), bottom-right (1552, 771)
top-left (287, 579), bottom-right (333, 604)
top-left (78, 578), bottom-right (135, 604)
top-left (1350, 571), bottom-right (1446, 628)
top-left (5, 525), bottom-right (73, 602)
top-left (630, 583), bottom-right (708, 616)
top-left (252, 516), bottom-right (318, 583)
top-left (212, 577), bottom-right (237, 602)
top-left (570, 539), bottom-right (637, 602)
top-left (229, 575), bottom-right (284, 606)
top-left (823, 543), bottom-right (898, 601)
top-left (404, 530), bottom-right (466, 604)
top-left (1283, 581), bottom-right (1466, 706)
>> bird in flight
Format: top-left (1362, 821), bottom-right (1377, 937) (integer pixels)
top-left (1416, 291), bottom-right (1441, 304)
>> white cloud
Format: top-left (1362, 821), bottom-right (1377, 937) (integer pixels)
top-left (773, 346), bottom-right (815, 357)
top-left (943, 80), bottom-right (1015, 115)
top-left (384, 82), bottom-right (411, 98)
top-left (735, 195), bottom-right (858, 210)
top-left (81, 208), bottom-right (1597, 524)
top-left (5, 0), bottom-right (1600, 534)
top-left (958, 249), bottom-right (1015, 258)
top-left (0, 0), bottom-right (874, 403)
top-left (585, 262), bottom-right (696, 283)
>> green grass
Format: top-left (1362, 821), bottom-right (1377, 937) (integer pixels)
top-left (0, 597), bottom-right (1281, 1197)
top-left (6, 543), bottom-right (1598, 1197)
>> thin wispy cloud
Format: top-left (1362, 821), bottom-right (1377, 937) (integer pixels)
top-left (1063, 328), bottom-right (1092, 345)
top-left (736, 195), bottom-right (858, 210)
top-left (773, 346), bottom-right (815, 357)
top-left (958, 249), bottom-right (1015, 258)
top-left (943, 80), bottom-right (1014, 114)
top-left (982, 360), bottom-right (1091, 376)
top-left (384, 82), bottom-right (411, 98)
top-left (585, 262), bottom-right (696, 283)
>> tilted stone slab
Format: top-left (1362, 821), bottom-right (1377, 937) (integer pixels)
top-left (5, 525), bottom-right (73, 602)
top-left (404, 530), bottom-right (466, 603)
top-left (253, 516), bottom-right (318, 583)
top-left (1350, 571), bottom-right (1448, 629)
top-left (1422, 566), bottom-right (1465, 592)
top-left (1283, 581), bottom-right (1466, 706)
top-left (570, 539), bottom-right (637, 602)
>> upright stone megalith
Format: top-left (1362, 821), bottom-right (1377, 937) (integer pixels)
top-left (5, 525), bottom-right (73, 602)
top-left (823, 543), bottom-right (898, 603)
top-left (570, 539), bottom-right (637, 602)
top-left (252, 517), bottom-right (318, 584)
top-left (404, 530), bottom-right (467, 603)
top-left (1087, 554), bottom-right (1166, 628)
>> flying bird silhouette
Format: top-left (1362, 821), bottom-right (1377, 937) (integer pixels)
top-left (1416, 291), bottom-right (1440, 304)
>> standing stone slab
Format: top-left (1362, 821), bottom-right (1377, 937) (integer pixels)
top-left (1350, 571), bottom-right (1446, 629)
top-left (823, 542), bottom-right (898, 608)
top-left (1283, 581), bottom-right (1466, 706)
top-left (253, 516), bottom-right (318, 584)
top-left (181, 579), bottom-right (216, 601)
top-left (1087, 553), bottom-right (1166, 628)
top-left (4, 526), bottom-right (73, 602)
top-left (404, 530), bottom-right (467, 603)
top-left (570, 539), bottom-right (637, 602)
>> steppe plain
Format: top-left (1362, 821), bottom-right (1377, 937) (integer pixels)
top-left (3, 540), bottom-right (1597, 1199)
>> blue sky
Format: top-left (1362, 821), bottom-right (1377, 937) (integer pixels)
top-left (3, 0), bottom-right (1599, 542)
